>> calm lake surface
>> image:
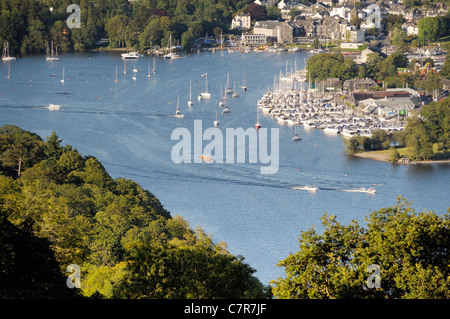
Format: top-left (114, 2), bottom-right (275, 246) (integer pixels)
top-left (1, 51), bottom-right (449, 285)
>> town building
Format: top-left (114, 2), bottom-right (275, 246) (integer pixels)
top-left (231, 13), bottom-right (251, 30)
top-left (253, 20), bottom-right (294, 43)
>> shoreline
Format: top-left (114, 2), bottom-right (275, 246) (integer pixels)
top-left (353, 152), bottom-right (450, 165)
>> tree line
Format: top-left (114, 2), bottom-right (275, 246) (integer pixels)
top-left (0, 0), bottom-right (256, 55)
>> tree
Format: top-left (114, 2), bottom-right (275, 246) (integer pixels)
top-left (0, 125), bottom-right (43, 177)
top-left (365, 52), bottom-right (383, 79)
top-left (391, 27), bottom-right (406, 46)
top-left (0, 213), bottom-right (81, 298)
top-left (243, 3), bottom-right (266, 21)
top-left (418, 17), bottom-right (441, 44)
top-left (105, 14), bottom-right (130, 48)
top-left (345, 137), bottom-right (360, 155)
top-left (272, 197), bottom-right (450, 299)
top-left (439, 56), bottom-right (450, 80)
top-left (181, 29), bottom-right (195, 51)
top-left (266, 5), bottom-right (280, 20)
top-left (389, 148), bottom-right (401, 163)
top-left (113, 230), bottom-right (269, 299)
top-left (406, 120), bottom-right (433, 160)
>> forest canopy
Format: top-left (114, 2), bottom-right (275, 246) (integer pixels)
top-left (0, 0), bottom-right (254, 55)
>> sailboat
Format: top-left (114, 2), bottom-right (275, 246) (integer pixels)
top-left (188, 80), bottom-right (194, 107)
top-left (152, 57), bottom-right (156, 74)
top-left (163, 34), bottom-right (181, 59)
top-left (232, 81), bottom-right (239, 98)
top-left (174, 96), bottom-right (184, 118)
top-left (60, 67), bottom-right (65, 83)
top-left (200, 73), bottom-right (211, 99)
top-left (225, 72), bottom-right (232, 94)
top-left (2, 42), bottom-right (16, 61)
top-left (292, 125), bottom-right (302, 141)
top-left (222, 96), bottom-right (231, 113)
top-left (241, 68), bottom-right (247, 92)
top-left (46, 41), bottom-right (60, 62)
top-left (123, 59), bottom-right (127, 74)
top-left (255, 106), bottom-right (261, 130)
top-left (214, 109), bottom-right (220, 127)
top-left (219, 84), bottom-right (224, 107)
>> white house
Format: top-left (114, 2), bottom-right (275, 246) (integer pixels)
top-left (231, 13), bottom-right (251, 30)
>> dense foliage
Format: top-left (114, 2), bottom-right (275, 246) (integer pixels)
top-left (0, 125), bottom-right (268, 298)
top-left (272, 197), bottom-right (450, 299)
top-left (0, 0), bottom-right (254, 55)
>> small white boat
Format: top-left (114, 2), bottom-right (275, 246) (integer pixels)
top-left (232, 81), bottom-right (239, 98)
top-left (121, 51), bottom-right (141, 60)
top-left (174, 96), bottom-right (184, 118)
top-left (292, 125), bottom-right (302, 141)
top-left (200, 72), bottom-right (211, 99)
top-left (60, 67), bottom-right (65, 83)
top-left (214, 110), bottom-right (220, 127)
top-left (2, 42), bottom-right (16, 61)
top-left (46, 41), bottom-right (60, 62)
top-left (163, 52), bottom-right (181, 59)
top-left (48, 103), bottom-right (61, 111)
top-left (366, 187), bottom-right (376, 194)
top-left (188, 80), bottom-right (194, 107)
top-left (222, 106), bottom-right (231, 113)
top-left (292, 185), bottom-right (317, 192)
top-left (163, 34), bottom-right (181, 59)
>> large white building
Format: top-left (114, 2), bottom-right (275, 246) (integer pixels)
top-left (231, 13), bottom-right (251, 30)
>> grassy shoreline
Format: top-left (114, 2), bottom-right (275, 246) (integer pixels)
top-left (353, 147), bottom-right (450, 164)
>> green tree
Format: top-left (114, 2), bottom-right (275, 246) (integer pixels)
top-left (365, 52), bottom-right (383, 79)
top-left (272, 197), bottom-right (450, 299)
top-left (406, 120), bottom-right (434, 160)
top-left (266, 5), bottom-right (280, 20)
top-left (181, 29), bottom-right (196, 51)
top-left (105, 14), bottom-right (130, 48)
top-left (418, 17), bottom-right (441, 44)
top-left (391, 27), bottom-right (406, 46)
top-left (389, 148), bottom-right (401, 163)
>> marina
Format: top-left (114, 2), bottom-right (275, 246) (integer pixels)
top-left (257, 67), bottom-right (407, 138)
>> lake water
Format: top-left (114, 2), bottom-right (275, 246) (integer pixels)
top-left (1, 51), bottom-right (449, 285)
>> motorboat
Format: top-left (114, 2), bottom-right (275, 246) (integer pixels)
top-left (48, 104), bottom-right (61, 111)
top-left (121, 51), bottom-right (141, 60)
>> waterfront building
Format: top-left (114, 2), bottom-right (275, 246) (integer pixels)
top-left (253, 21), bottom-right (294, 43)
